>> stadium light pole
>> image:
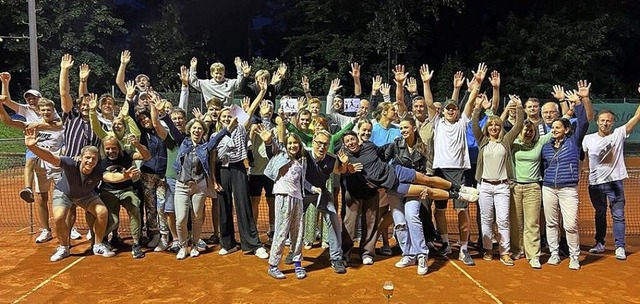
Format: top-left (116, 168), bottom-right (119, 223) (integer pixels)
top-left (28, 0), bottom-right (40, 90)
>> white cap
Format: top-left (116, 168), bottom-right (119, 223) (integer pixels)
top-left (23, 89), bottom-right (42, 99)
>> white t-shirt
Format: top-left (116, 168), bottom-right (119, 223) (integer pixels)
top-left (582, 126), bottom-right (628, 185)
top-left (432, 113), bottom-right (471, 169)
top-left (17, 103), bottom-right (61, 123)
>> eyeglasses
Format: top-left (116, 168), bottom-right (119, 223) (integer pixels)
top-left (313, 140), bottom-right (329, 148)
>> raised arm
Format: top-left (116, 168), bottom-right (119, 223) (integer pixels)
top-left (624, 84), bottom-right (640, 134)
top-left (503, 95), bottom-right (525, 144)
top-left (394, 65), bottom-right (408, 117)
top-left (451, 71), bottom-right (465, 102)
top-left (24, 128), bottom-right (61, 167)
top-left (301, 75), bottom-right (313, 100)
top-left (471, 95), bottom-right (485, 141)
top-left (489, 70), bottom-right (500, 112)
top-left (576, 80), bottom-right (594, 122)
top-left (59, 54), bottom-right (75, 113)
top-left (463, 79), bottom-right (480, 119)
top-left (0, 72), bottom-right (21, 113)
top-left (88, 93), bottom-right (108, 139)
top-left (129, 134), bottom-right (151, 161)
top-left (326, 78), bottom-right (342, 114)
top-left (78, 63), bottom-right (90, 98)
top-left (551, 85), bottom-right (570, 116)
top-left (178, 65), bottom-right (189, 110)
top-left (243, 78), bottom-right (267, 129)
top-left (419, 64), bottom-right (436, 119)
top-left (115, 50), bottom-right (131, 95)
top-left (350, 62), bottom-right (362, 97)
top-left (565, 90), bottom-right (589, 141)
top-left (0, 95), bottom-right (26, 130)
top-left (188, 57), bottom-right (202, 92)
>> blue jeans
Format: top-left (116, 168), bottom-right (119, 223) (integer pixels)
top-left (588, 180), bottom-right (626, 248)
top-left (303, 191), bottom-right (342, 261)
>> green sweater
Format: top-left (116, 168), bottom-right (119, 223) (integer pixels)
top-left (511, 132), bottom-right (553, 183)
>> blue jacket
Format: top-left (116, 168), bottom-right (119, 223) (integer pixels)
top-left (541, 103), bottom-right (589, 188)
top-left (263, 146), bottom-right (310, 195)
top-left (173, 129), bottom-right (229, 179)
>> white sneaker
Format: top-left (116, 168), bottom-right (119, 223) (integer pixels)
top-left (86, 230), bottom-right (93, 241)
top-left (70, 227), bottom-right (82, 240)
top-left (154, 235), bottom-right (169, 252)
top-left (362, 255), bottom-right (374, 265)
top-left (458, 191), bottom-right (479, 203)
top-left (176, 248), bottom-right (188, 260)
top-left (219, 246), bottom-right (239, 255)
top-left (35, 229), bottom-right (53, 243)
top-left (568, 257), bottom-right (581, 270)
top-left (190, 247), bottom-right (200, 258)
top-left (417, 255), bottom-right (428, 276)
top-left (50, 245), bottom-right (70, 262)
top-left (547, 253), bottom-right (561, 266)
top-left (529, 258), bottom-right (542, 269)
top-left (93, 243), bottom-right (116, 258)
top-left (147, 234), bottom-right (160, 248)
top-left (255, 247), bottom-right (269, 259)
top-left (588, 243), bottom-right (605, 254)
top-left (460, 185), bottom-right (480, 196)
top-left (395, 255), bottom-right (416, 268)
top-left (615, 247), bottom-right (627, 260)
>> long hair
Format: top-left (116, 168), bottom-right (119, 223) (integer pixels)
top-left (401, 117), bottom-right (428, 158)
top-left (185, 118), bottom-right (209, 141)
top-left (482, 115), bottom-right (505, 139)
top-left (374, 102), bottom-right (393, 121)
top-left (519, 119), bottom-right (540, 144)
top-left (100, 136), bottom-right (123, 159)
top-left (285, 132), bottom-right (306, 160)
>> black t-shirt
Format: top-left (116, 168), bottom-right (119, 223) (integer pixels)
top-left (56, 157), bottom-right (104, 199)
top-left (346, 142), bottom-right (397, 190)
top-left (100, 151), bottom-right (134, 191)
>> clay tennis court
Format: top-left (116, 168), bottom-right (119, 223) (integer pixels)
top-left (1, 156), bottom-right (639, 303)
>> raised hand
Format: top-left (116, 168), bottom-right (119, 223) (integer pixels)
top-left (87, 93), bottom-right (98, 110)
top-left (420, 64), bottom-right (434, 83)
top-left (190, 57), bottom-right (198, 68)
top-left (349, 62), bottom-right (361, 78)
top-left (254, 124), bottom-right (273, 143)
top-left (79, 63), bottom-right (91, 81)
top-left (489, 70), bottom-right (500, 87)
top-left (124, 80), bottom-right (136, 98)
top-left (509, 94), bottom-right (522, 107)
top-left (330, 78), bottom-right (342, 92)
top-left (337, 149), bottom-right (349, 164)
top-left (393, 65), bottom-right (408, 84)
top-left (551, 85), bottom-right (565, 101)
top-left (380, 83), bottom-right (391, 96)
top-left (60, 54), bottom-right (74, 70)
top-left (301, 75), bottom-right (310, 92)
top-left (241, 60), bottom-right (251, 76)
top-left (180, 65), bottom-right (189, 86)
top-left (372, 75), bottom-right (382, 92)
top-left (472, 62), bottom-right (488, 83)
top-left (234, 57), bottom-right (242, 68)
top-left (0, 72), bottom-right (11, 84)
top-left (128, 134), bottom-right (140, 146)
top-left (24, 127), bottom-right (38, 147)
top-left (466, 78), bottom-right (479, 92)
top-left (192, 107), bottom-right (204, 120)
top-left (577, 80), bottom-right (591, 98)
top-left (259, 100), bottom-right (271, 114)
top-left (565, 90), bottom-right (580, 103)
top-left (453, 71), bottom-right (465, 89)
top-left (271, 70), bottom-right (283, 85)
top-left (241, 96), bottom-right (250, 112)
top-left (124, 166), bottom-right (141, 180)
top-left (297, 96), bottom-right (307, 110)
top-left (227, 116), bottom-right (238, 133)
top-left (277, 63), bottom-right (287, 77)
top-left (120, 50), bottom-right (131, 66)
top-left (257, 76), bottom-right (267, 91)
top-left (474, 94), bottom-right (484, 110)
top-left (406, 77), bottom-right (418, 94)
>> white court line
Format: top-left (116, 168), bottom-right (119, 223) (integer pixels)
top-left (12, 257), bottom-right (86, 304)
top-left (15, 226), bottom-right (31, 233)
top-left (449, 259), bottom-right (504, 304)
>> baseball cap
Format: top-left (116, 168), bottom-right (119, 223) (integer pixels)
top-left (443, 99), bottom-right (458, 109)
top-left (23, 89), bottom-right (42, 99)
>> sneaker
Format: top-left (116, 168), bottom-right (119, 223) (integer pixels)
top-left (86, 230), bottom-right (93, 241)
top-left (615, 247), bottom-right (627, 260)
top-left (588, 242), bottom-right (605, 254)
top-left (460, 185), bottom-right (480, 196)
top-left (437, 242), bottom-right (452, 257)
top-left (568, 257), bottom-right (580, 270)
top-left (131, 244), bottom-right (145, 259)
top-left (93, 243), bottom-right (116, 258)
top-left (303, 242), bottom-right (312, 250)
top-left (458, 191), bottom-right (479, 203)
top-left (255, 247), bottom-right (269, 259)
top-left (331, 259), bottom-right (347, 274)
top-left (176, 248), bottom-right (188, 260)
top-left (190, 247), bottom-right (200, 258)
top-left (50, 245), bottom-right (70, 262)
top-left (35, 229), bottom-right (53, 243)
top-left (218, 246), bottom-right (239, 255)
top-left (70, 227), bottom-right (82, 240)
top-left (154, 235), bottom-right (169, 252)
top-left (483, 250), bottom-right (493, 261)
top-left (378, 245), bottom-right (393, 256)
top-left (196, 239), bottom-right (207, 251)
top-left (169, 242), bottom-right (180, 253)
top-left (284, 252), bottom-right (294, 265)
top-left (547, 253), bottom-right (561, 266)
top-left (208, 234), bottom-right (220, 245)
top-left (458, 249), bottom-right (475, 266)
top-left (19, 187), bottom-right (34, 203)
top-left (147, 234), bottom-right (160, 248)
top-left (417, 255), bottom-right (428, 276)
top-left (294, 266), bottom-right (307, 279)
top-left (284, 238), bottom-right (291, 246)
top-left (395, 256), bottom-right (416, 268)
top-left (268, 267), bottom-right (286, 279)
top-left (512, 251), bottom-right (525, 260)
top-left (529, 258), bottom-right (542, 269)
top-left (500, 254), bottom-right (515, 266)
top-left (321, 241), bottom-right (329, 249)
top-left (362, 255), bottom-right (374, 265)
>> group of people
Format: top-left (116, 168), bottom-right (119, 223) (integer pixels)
top-left (2, 51), bottom-right (638, 280)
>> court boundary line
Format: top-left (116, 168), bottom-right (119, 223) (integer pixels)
top-left (448, 258), bottom-right (504, 304)
top-left (14, 226), bottom-right (30, 233)
top-left (12, 256), bottom-right (86, 304)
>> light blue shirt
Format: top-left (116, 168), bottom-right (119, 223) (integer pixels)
top-left (371, 122), bottom-right (401, 146)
